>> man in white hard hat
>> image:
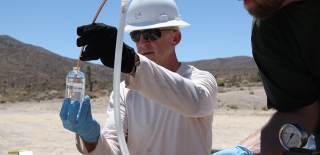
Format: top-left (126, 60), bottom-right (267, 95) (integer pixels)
top-left (59, 0), bottom-right (217, 154)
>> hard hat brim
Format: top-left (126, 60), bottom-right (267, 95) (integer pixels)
top-left (124, 20), bottom-right (190, 32)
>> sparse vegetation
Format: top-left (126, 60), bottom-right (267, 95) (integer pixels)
top-left (218, 87), bottom-right (227, 93)
top-left (249, 72), bottom-right (262, 82)
top-left (216, 79), bottom-right (225, 86)
top-left (233, 82), bottom-right (241, 87)
top-left (241, 80), bottom-right (249, 85)
top-left (19, 91), bottom-right (28, 96)
top-left (0, 35), bottom-right (263, 103)
top-left (262, 106), bottom-right (268, 111)
top-left (0, 85), bottom-right (111, 103)
top-left (227, 104), bottom-right (238, 109)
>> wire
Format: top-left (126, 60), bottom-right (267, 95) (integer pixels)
top-left (69, 0), bottom-right (108, 98)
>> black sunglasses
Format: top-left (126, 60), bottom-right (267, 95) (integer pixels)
top-left (129, 29), bottom-right (175, 42)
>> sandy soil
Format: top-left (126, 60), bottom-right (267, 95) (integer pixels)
top-left (0, 87), bottom-right (275, 155)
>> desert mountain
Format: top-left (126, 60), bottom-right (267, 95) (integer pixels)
top-left (0, 35), bottom-right (257, 93)
top-left (0, 35), bottom-right (114, 92)
top-left (186, 56), bottom-right (257, 70)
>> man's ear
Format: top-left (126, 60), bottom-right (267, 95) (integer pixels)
top-left (172, 30), bottom-right (181, 46)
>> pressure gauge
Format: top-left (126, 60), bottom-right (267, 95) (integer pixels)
top-left (279, 123), bottom-right (308, 150)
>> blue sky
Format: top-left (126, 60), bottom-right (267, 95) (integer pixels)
top-left (1, 0), bottom-right (253, 64)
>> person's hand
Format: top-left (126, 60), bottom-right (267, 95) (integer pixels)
top-left (213, 145), bottom-right (253, 155)
top-left (77, 23), bottom-right (136, 73)
top-left (59, 95), bottom-right (100, 143)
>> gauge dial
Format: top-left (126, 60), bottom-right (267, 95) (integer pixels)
top-left (279, 123), bottom-right (308, 150)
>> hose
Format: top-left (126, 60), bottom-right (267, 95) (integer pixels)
top-left (113, 0), bottom-right (130, 155)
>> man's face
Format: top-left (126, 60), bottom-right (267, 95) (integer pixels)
top-left (243, 0), bottom-right (285, 19)
top-left (132, 28), bottom-right (178, 67)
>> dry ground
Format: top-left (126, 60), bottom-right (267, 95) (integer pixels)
top-left (0, 86), bottom-right (275, 155)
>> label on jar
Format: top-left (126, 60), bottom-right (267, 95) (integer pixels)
top-left (66, 82), bottom-right (84, 92)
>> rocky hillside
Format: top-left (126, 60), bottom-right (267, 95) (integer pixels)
top-left (0, 35), bottom-right (259, 102)
top-left (0, 35), bottom-right (115, 92)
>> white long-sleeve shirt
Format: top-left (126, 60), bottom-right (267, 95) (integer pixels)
top-left (76, 55), bottom-right (217, 155)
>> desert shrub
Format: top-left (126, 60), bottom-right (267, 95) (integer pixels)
top-left (8, 97), bottom-right (16, 103)
top-left (216, 79), bottom-right (225, 86)
top-left (49, 91), bottom-right (64, 99)
top-left (228, 75), bottom-right (238, 83)
top-left (0, 100), bottom-right (6, 103)
top-left (249, 72), bottom-right (262, 82)
top-left (19, 91), bottom-right (28, 96)
top-left (246, 83), bottom-right (256, 87)
top-left (227, 104), bottom-right (238, 109)
top-left (100, 89), bottom-right (110, 96)
top-left (50, 90), bottom-right (58, 94)
top-left (240, 87), bottom-right (244, 91)
top-left (15, 96), bottom-right (26, 102)
top-left (224, 83), bottom-right (232, 88)
top-left (249, 91), bottom-right (254, 95)
top-left (218, 87), bottom-right (227, 93)
top-left (14, 90), bottom-right (20, 95)
top-left (241, 80), bottom-right (249, 85)
top-left (262, 106), bottom-right (268, 111)
top-left (233, 82), bottom-right (241, 87)
top-left (86, 92), bottom-right (98, 99)
top-left (98, 82), bottom-right (107, 89)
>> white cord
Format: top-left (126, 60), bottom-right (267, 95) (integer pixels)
top-left (113, 0), bottom-right (130, 155)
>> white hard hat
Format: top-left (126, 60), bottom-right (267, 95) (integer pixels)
top-left (124, 0), bottom-right (190, 32)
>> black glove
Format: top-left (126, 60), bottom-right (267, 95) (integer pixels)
top-left (77, 23), bottom-right (136, 73)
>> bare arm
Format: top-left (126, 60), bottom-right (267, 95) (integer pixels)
top-left (240, 100), bottom-right (320, 155)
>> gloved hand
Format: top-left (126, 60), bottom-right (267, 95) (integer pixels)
top-left (59, 95), bottom-right (100, 143)
top-left (77, 23), bottom-right (136, 73)
top-left (212, 145), bottom-right (253, 155)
